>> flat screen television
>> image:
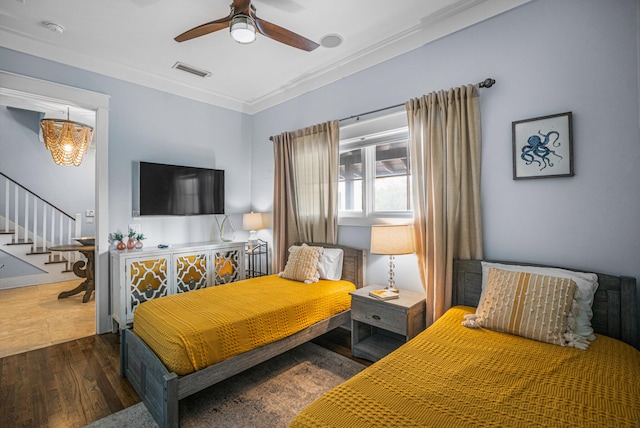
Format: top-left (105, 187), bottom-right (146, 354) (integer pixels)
top-left (132, 162), bottom-right (224, 216)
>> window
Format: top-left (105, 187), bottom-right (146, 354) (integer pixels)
top-left (339, 114), bottom-right (411, 225)
top-left (373, 141), bottom-right (411, 211)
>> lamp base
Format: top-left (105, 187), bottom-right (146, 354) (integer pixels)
top-left (385, 255), bottom-right (400, 294)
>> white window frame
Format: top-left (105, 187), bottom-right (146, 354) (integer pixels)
top-left (338, 110), bottom-right (412, 227)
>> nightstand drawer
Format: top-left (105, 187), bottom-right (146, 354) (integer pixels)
top-left (352, 299), bottom-right (407, 335)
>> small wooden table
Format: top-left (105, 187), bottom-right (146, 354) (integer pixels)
top-left (49, 244), bottom-right (95, 303)
top-left (350, 285), bottom-right (426, 361)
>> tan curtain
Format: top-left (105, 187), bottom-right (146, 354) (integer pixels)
top-left (272, 132), bottom-right (298, 272)
top-left (407, 84), bottom-right (483, 326)
top-left (271, 121), bottom-right (339, 271)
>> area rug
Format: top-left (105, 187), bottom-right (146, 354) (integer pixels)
top-left (85, 342), bottom-right (365, 428)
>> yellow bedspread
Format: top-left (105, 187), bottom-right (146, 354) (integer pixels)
top-left (133, 275), bottom-right (355, 375)
top-left (291, 306), bottom-right (640, 428)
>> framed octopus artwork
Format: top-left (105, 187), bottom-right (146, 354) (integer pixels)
top-left (512, 111), bottom-right (574, 179)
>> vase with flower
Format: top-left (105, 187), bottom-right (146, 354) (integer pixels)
top-left (110, 232), bottom-right (125, 250)
top-left (127, 228), bottom-right (137, 250)
top-left (135, 233), bottom-right (146, 249)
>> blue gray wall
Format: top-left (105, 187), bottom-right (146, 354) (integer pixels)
top-left (251, 0), bottom-right (640, 296)
top-left (1, 0), bottom-right (638, 327)
top-left (0, 48), bottom-right (253, 247)
top-left (0, 106), bottom-right (95, 238)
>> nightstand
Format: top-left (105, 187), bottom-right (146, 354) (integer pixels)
top-left (245, 239), bottom-right (269, 278)
top-left (350, 285), bottom-right (426, 361)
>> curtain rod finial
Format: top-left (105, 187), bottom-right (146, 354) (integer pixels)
top-left (479, 78), bottom-right (495, 88)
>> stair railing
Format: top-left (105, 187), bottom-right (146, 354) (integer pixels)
top-left (0, 172), bottom-right (77, 253)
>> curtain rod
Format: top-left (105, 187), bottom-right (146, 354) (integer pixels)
top-left (338, 77), bottom-right (496, 123)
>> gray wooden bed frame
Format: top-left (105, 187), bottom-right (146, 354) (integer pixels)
top-left (452, 259), bottom-right (639, 350)
top-left (120, 244), bottom-right (366, 428)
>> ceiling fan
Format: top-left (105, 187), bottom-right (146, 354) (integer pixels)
top-left (174, 0), bottom-right (319, 51)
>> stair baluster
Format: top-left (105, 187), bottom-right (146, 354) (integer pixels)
top-left (32, 197), bottom-right (38, 253)
top-left (13, 184), bottom-right (18, 243)
top-left (3, 179), bottom-right (8, 233)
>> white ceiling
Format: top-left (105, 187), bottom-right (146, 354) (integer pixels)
top-left (0, 0), bottom-right (529, 114)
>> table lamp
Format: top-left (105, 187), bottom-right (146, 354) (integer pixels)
top-left (243, 212), bottom-right (265, 248)
top-left (370, 225), bottom-right (414, 293)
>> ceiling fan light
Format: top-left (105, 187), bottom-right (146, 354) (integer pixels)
top-left (230, 15), bottom-right (256, 44)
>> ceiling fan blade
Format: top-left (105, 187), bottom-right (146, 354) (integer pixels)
top-left (254, 17), bottom-right (319, 51)
top-left (175, 16), bottom-right (232, 42)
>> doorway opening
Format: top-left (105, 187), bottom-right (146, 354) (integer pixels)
top-left (0, 71), bottom-right (110, 339)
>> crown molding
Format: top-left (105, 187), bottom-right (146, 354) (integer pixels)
top-left (0, 0), bottom-right (530, 115)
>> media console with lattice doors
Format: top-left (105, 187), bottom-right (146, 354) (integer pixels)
top-left (110, 241), bottom-right (245, 330)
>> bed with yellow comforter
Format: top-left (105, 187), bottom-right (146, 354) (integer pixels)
top-left (291, 305), bottom-right (640, 427)
top-left (133, 275), bottom-right (355, 375)
top-left (122, 244), bottom-right (365, 428)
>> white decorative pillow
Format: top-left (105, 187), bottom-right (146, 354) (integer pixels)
top-left (318, 248), bottom-right (344, 281)
top-left (480, 261), bottom-right (599, 340)
top-left (278, 244), bottom-right (323, 284)
top-left (463, 268), bottom-right (579, 348)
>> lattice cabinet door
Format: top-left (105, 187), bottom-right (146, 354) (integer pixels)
top-left (111, 242), bottom-right (246, 329)
top-left (212, 247), bottom-right (245, 285)
top-left (126, 256), bottom-right (169, 323)
top-left (174, 251), bottom-right (210, 292)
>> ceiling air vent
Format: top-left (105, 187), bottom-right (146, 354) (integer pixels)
top-left (172, 62), bottom-right (212, 78)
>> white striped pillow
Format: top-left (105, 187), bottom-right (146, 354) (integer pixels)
top-left (463, 268), bottom-right (577, 347)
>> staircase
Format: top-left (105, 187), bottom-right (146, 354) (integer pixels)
top-left (0, 172), bottom-right (79, 290)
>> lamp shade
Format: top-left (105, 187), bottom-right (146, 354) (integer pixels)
top-left (370, 225), bottom-right (414, 255)
top-left (243, 212), bottom-right (264, 231)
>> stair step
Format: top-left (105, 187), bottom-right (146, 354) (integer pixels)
top-left (46, 254), bottom-right (68, 265)
top-left (27, 248), bottom-right (52, 255)
top-left (0, 231), bottom-right (15, 235)
top-left (7, 239), bottom-right (34, 246)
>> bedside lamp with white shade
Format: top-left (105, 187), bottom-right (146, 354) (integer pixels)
top-left (243, 212), bottom-right (265, 244)
top-left (243, 212), bottom-right (269, 278)
top-left (370, 225), bottom-right (414, 293)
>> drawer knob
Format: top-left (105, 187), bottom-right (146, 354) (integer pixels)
top-left (372, 315), bottom-right (381, 320)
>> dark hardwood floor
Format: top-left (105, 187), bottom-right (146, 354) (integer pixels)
top-left (0, 333), bottom-right (138, 428)
top-left (0, 327), bottom-right (369, 427)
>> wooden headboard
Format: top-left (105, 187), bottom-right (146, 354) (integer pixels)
top-left (452, 259), bottom-right (639, 350)
top-left (306, 243), bottom-right (366, 289)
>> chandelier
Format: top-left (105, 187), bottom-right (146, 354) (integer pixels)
top-left (40, 108), bottom-right (93, 167)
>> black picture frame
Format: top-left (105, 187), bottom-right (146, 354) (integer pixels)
top-left (512, 111), bottom-right (574, 179)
